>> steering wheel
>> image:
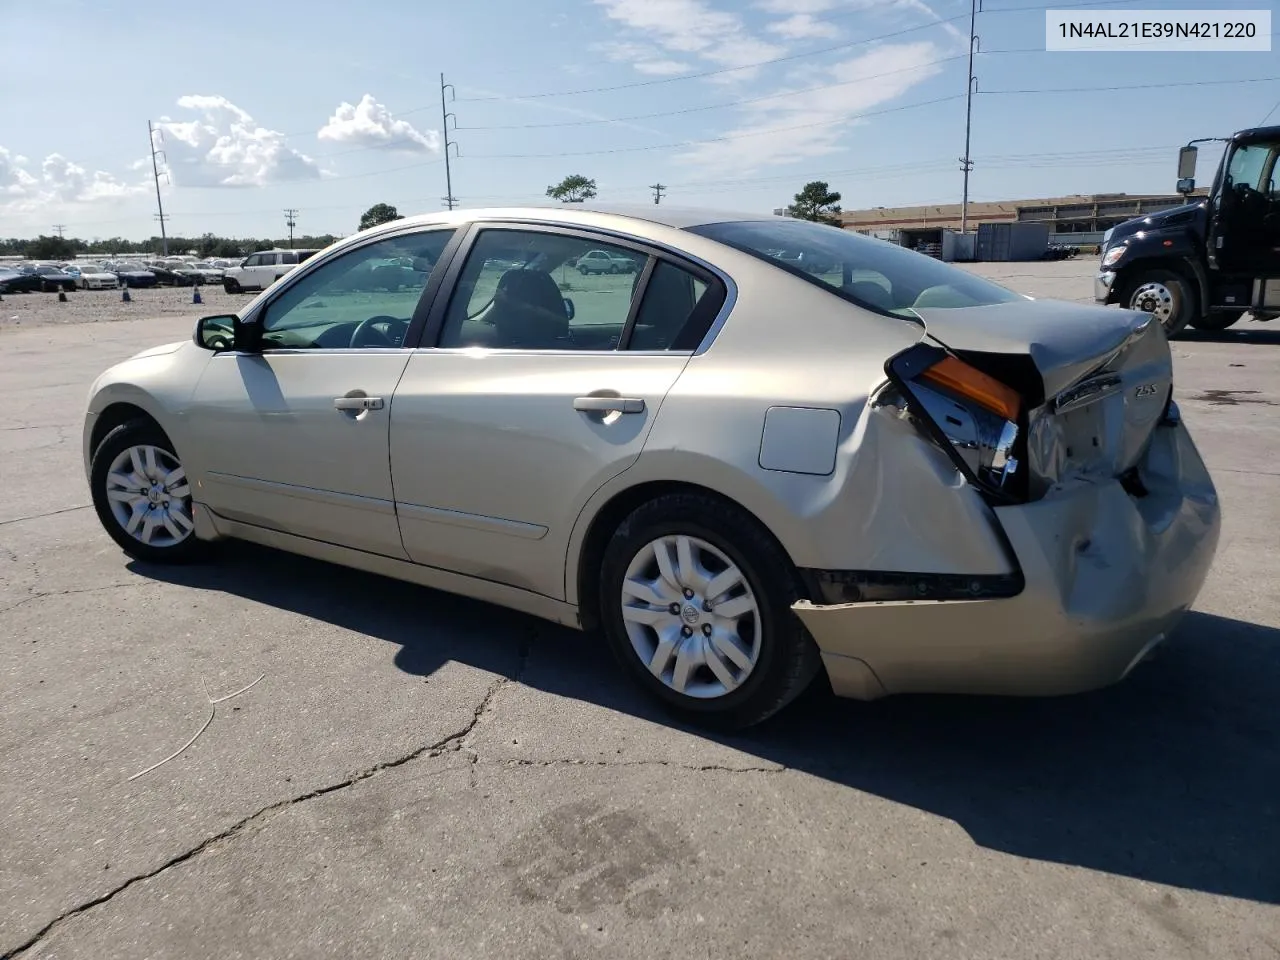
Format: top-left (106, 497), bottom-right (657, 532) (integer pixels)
top-left (350, 315), bottom-right (408, 348)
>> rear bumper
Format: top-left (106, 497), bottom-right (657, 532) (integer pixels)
top-left (1095, 269), bottom-right (1117, 303)
top-left (794, 419), bottom-right (1221, 700)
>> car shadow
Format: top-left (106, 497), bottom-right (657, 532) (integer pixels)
top-left (128, 542), bottom-right (1279, 906)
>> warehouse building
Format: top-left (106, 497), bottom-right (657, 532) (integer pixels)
top-left (837, 190), bottom-right (1208, 251)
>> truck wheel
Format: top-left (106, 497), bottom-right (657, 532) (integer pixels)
top-left (1190, 310), bottom-right (1244, 332)
top-left (223, 277), bottom-right (242, 294)
top-left (1121, 268), bottom-right (1196, 337)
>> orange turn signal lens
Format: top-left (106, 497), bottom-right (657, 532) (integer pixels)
top-left (920, 356), bottom-right (1022, 422)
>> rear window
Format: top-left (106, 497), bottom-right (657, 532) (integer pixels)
top-left (687, 219), bottom-right (1023, 316)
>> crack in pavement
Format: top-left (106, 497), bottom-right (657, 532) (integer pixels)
top-left (1, 647), bottom-right (532, 960)
top-left (0, 505), bottom-right (91, 527)
top-left (0, 582), bottom-right (150, 617)
top-left (462, 626), bottom-right (534, 789)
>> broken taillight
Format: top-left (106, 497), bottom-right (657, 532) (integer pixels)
top-left (881, 343), bottom-right (1027, 504)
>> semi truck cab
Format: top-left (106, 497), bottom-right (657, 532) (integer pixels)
top-left (1095, 125), bottom-right (1280, 336)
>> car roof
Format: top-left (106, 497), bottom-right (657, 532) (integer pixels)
top-left (372, 203), bottom-right (782, 233)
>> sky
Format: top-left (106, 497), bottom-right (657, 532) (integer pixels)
top-left (1, 0), bottom-right (1276, 240)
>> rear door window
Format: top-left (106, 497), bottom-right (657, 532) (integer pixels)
top-left (688, 219), bottom-right (1021, 317)
top-left (627, 260), bottom-right (723, 351)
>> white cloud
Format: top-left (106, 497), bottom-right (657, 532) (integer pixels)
top-left (0, 146), bottom-right (146, 212)
top-left (594, 0), bottom-right (786, 76)
top-left (758, 0), bottom-right (964, 41)
top-left (767, 13), bottom-right (842, 39)
top-left (593, 42), bottom-right (693, 75)
top-left (153, 94), bottom-right (324, 188)
top-left (676, 41), bottom-right (945, 173)
top-left (756, 0), bottom-right (840, 12)
top-left (317, 95), bottom-right (439, 153)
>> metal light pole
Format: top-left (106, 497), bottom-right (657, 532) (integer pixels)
top-left (960, 0), bottom-right (980, 234)
top-left (148, 120), bottom-right (169, 255)
top-left (440, 73), bottom-right (458, 210)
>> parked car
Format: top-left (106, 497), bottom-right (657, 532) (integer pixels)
top-left (575, 248), bottom-right (640, 275)
top-left (68, 264), bottom-right (120, 290)
top-left (21, 264), bottom-right (77, 292)
top-left (102, 262), bottom-right (158, 288)
top-left (223, 248), bottom-right (320, 293)
top-left (0, 267), bottom-right (43, 293)
top-left (142, 263), bottom-right (196, 286)
top-left (180, 261), bottom-right (226, 284)
top-left (81, 205), bottom-right (1221, 729)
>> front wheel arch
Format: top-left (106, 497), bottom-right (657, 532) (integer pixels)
top-left (90, 402), bottom-right (162, 461)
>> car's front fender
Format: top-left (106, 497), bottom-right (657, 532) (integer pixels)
top-left (82, 340), bottom-right (213, 481)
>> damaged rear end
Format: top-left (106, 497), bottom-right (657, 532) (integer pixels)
top-left (796, 299), bottom-right (1221, 701)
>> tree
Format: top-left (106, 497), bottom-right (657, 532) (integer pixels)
top-left (546, 174), bottom-right (597, 203)
top-left (787, 181), bottom-right (843, 226)
top-left (359, 203), bottom-right (404, 231)
top-left (26, 234), bottom-right (77, 260)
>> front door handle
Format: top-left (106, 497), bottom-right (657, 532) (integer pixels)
top-left (573, 396), bottom-right (645, 414)
top-left (333, 396), bottom-right (384, 411)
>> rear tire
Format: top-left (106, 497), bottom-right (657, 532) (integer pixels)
top-left (598, 493), bottom-right (822, 730)
top-left (1120, 267), bottom-right (1196, 338)
top-left (1190, 310), bottom-right (1244, 332)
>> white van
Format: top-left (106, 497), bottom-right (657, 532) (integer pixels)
top-left (223, 248), bottom-right (320, 293)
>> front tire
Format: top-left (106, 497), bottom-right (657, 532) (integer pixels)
top-left (1121, 267), bottom-right (1197, 337)
top-left (598, 493), bottom-right (822, 730)
top-left (223, 277), bottom-right (242, 294)
top-left (1190, 309), bottom-right (1244, 332)
top-left (90, 420), bottom-right (208, 565)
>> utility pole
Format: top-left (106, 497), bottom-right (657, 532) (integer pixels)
top-left (52, 224), bottom-right (66, 238)
top-left (650, 183), bottom-right (666, 205)
top-left (440, 73), bottom-right (459, 210)
top-left (147, 120), bottom-right (170, 255)
top-left (959, 0), bottom-right (980, 234)
top-left (284, 208), bottom-right (298, 248)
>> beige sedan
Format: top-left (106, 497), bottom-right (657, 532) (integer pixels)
top-left (81, 206), bottom-right (1221, 728)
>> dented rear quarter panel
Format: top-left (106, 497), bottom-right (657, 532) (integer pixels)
top-left (566, 263), bottom-right (1021, 605)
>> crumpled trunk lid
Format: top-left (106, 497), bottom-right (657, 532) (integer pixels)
top-left (913, 299), bottom-right (1172, 495)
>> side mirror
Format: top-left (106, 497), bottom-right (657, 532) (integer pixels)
top-left (563, 297), bottom-right (576, 320)
top-left (1177, 145), bottom-right (1198, 181)
top-left (194, 314), bottom-right (238, 351)
top-left (1176, 177), bottom-right (1196, 195)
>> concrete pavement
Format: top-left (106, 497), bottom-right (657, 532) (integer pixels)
top-left (2, 260), bottom-right (1277, 959)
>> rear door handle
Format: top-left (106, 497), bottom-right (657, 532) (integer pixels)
top-left (333, 396), bottom-right (384, 411)
top-left (573, 396), bottom-right (645, 414)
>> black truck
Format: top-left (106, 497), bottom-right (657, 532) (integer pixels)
top-left (1095, 124), bottom-right (1280, 336)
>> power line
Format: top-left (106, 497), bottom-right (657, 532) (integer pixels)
top-left (456, 51), bottom-right (1035, 131)
top-left (987, 75), bottom-right (1280, 95)
top-left (650, 183), bottom-right (666, 205)
top-left (52, 224), bottom-right (66, 238)
top-left (456, 18), bottom-right (970, 102)
top-left (284, 208), bottom-right (298, 248)
top-left (452, 0), bottom-right (1150, 104)
top-left (465, 94), bottom-right (966, 160)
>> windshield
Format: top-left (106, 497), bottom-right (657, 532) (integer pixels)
top-left (687, 219), bottom-right (1023, 316)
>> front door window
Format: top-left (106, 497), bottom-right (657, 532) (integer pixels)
top-left (259, 230), bottom-right (455, 350)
